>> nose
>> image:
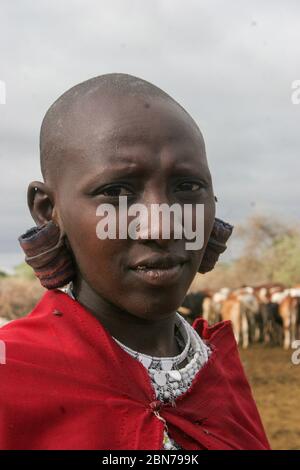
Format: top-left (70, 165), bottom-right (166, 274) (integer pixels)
top-left (133, 189), bottom-right (183, 247)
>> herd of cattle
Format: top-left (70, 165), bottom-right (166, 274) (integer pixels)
top-left (0, 283), bottom-right (299, 350)
top-left (179, 283), bottom-right (300, 349)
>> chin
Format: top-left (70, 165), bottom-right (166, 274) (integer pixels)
top-left (128, 289), bottom-right (188, 320)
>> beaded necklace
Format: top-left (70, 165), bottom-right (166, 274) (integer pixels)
top-left (64, 282), bottom-right (211, 405)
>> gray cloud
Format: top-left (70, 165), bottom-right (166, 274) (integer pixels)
top-left (0, 0), bottom-right (299, 269)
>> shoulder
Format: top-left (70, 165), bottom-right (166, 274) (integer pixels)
top-left (192, 317), bottom-right (270, 448)
top-left (0, 288), bottom-right (108, 387)
top-left (0, 290), bottom-right (68, 384)
top-left (192, 317), bottom-right (235, 347)
top-left (192, 317), bottom-right (247, 384)
top-left (0, 290), bottom-right (54, 346)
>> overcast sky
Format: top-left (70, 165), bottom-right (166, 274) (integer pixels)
top-left (0, 0), bottom-right (299, 270)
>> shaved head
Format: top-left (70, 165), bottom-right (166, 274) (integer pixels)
top-left (40, 73), bottom-right (200, 187)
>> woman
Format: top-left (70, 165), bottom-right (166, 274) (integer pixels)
top-left (0, 74), bottom-right (270, 450)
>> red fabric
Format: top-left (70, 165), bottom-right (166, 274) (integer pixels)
top-left (0, 289), bottom-right (271, 450)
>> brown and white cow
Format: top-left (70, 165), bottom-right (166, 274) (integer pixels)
top-left (277, 286), bottom-right (300, 349)
top-left (220, 292), bottom-right (249, 349)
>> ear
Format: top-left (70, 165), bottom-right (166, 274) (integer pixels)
top-left (27, 181), bottom-right (56, 227)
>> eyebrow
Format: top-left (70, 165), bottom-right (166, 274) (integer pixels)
top-left (79, 160), bottom-right (211, 191)
top-left (78, 163), bottom-right (147, 190)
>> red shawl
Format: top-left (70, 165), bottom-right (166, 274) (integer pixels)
top-left (0, 289), bottom-right (270, 450)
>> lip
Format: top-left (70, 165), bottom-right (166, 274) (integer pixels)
top-left (129, 254), bottom-right (188, 287)
top-left (130, 254), bottom-right (188, 270)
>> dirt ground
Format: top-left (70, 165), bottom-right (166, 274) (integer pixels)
top-left (239, 345), bottom-right (300, 450)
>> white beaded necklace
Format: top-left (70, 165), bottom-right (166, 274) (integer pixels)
top-left (64, 282), bottom-right (211, 405)
top-left (112, 313), bottom-right (209, 402)
top-left (112, 314), bottom-right (191, 371)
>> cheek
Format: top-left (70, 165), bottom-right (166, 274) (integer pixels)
top-left (72, 234), bottom-right (125, 280)
top-left (87, 245), bottom-right (124, 290)
top-left (62, 207), bottom-right (126, 282)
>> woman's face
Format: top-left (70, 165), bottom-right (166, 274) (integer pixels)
top-left (55, 94), bottom-right (216, 319)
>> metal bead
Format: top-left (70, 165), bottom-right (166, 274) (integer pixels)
top-left (154, 371), bottom-right (167, 386)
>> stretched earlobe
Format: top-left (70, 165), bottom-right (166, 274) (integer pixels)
top-left (18, 220), bottom-right (76, 289)
top-left (198, 217), bottom-right (234, 274)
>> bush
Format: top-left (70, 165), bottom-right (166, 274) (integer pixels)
top-left (0, 278), bottom-right (44, 320)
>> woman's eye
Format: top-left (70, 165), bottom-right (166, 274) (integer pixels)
top-left (101, 186), bottom-right (133, 197)
top-left (175, 182), bottom-right (202, 192)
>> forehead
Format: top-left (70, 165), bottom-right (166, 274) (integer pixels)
top-left (58, 94), bottom-right (208, 184)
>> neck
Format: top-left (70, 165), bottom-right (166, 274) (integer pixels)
top-left (72, 277), bottom-right (180, 357)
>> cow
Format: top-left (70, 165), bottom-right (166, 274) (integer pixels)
top-left (179, 291), bottom-right (207, 324)
top-left (220, 294), bottom-right (249, 349)
top-left (278, 286), bottom-right (300, 349)
top-left (254, 283), bottom-right (286, 346)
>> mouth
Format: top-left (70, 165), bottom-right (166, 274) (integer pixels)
top-left (129, 254), bottom-right (188, 287)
